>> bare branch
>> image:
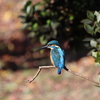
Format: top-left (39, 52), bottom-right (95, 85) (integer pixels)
top-left (26, 66), bottom-right (55, 83)
top-left (26, 66), bottom-right (100, 86)
top-left (67, 69), bottom-right (100, 86)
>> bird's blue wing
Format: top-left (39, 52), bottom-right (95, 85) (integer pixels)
top-left (50, 48), bottom-right (65, 74)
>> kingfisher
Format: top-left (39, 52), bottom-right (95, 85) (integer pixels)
top-left (40, 40), bottom-right (68, 74)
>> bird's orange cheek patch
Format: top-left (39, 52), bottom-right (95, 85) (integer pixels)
top-left (52, 45), bottom-right (60, 48)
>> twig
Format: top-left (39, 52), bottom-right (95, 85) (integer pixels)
top-left (26, 66), bottom-right (100, 86)
top-left (26, 66), bottom-right (55, 83)
top-left (67, 69), bottom-right (100, 86)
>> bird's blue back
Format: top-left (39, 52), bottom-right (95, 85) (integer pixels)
top-left (50, 46), bottom-right (65, 74)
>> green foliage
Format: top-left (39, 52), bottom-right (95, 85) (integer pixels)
top-left (82, 10), bottom-right (100, 67)
top-left (20, 0), bottom-right (71, 45)
top-left (87, 10), bottom-right (94, 21)
top-left (84, 24), bottom-right (94, 34)
top-left (20, 0), bottom-right (100, 47)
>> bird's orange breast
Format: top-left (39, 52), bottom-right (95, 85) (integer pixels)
top-left (50, 52), bottom-right (55, 66)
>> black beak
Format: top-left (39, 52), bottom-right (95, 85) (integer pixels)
top-left (39, 45), bottom-right (48, 50)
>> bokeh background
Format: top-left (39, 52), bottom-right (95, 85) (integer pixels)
top-left (0, 0), bottom-right (100, 100)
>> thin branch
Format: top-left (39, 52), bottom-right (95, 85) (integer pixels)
top-left (67, 69), bottom-right (100, 86)
top-left (26, 66), bottom-right (100, 86)
top-left (26, 66), bottom-right (55, 83)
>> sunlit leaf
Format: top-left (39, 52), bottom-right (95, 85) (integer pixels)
top-left (87, 49), bottom-right (95, 55)
top-left (84, 24), bottom-right (94, 34)
top-left (51, 21), bottom-right (60, 30)
top-left (69, 15), bottom-right (74, 21)
top-left (23, 1), bottom-right (31, 7)
top-left (23, 0), bottom-right (32, 12)
top-left (87, 10), bottom-right (94, 20)
top-left (34, 2), bottom-right (44, 11)
top-left (95, 27), bottom-right (100, 33)
top-left (32, 23), bottom-right (38, 29)
top-left (40, 35), bottom-right (47, 45)
top-left (94, 11), bottom-right (100, 22)
top-left (81, 19), bottom-right (92, 24)
top-left (46, 19), bottom-right (51, 25)
top-left (26, 5), bottom-right (33, 15)
top-left (40, 11), bottom-right (46, 16)
top-left (92, 51), bottom-right (97, 58)
top-left (90, 40), bottom-right (97, 47)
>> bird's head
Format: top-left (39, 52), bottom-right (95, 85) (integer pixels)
top-left (39, 40), bottom-right (60, 50)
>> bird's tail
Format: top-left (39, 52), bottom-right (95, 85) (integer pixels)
top-left (57, 68), bottom-right (62, 74)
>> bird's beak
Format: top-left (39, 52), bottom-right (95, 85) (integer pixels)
top-left (39, 45), bottom-right (48, 50)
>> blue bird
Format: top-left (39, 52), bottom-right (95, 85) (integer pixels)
top-left (40, 40), bottom-right (68, 74)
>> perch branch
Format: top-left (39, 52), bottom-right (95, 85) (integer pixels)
top-left (26, 66), bottom-right (55, 83)
top-left (26, 66), bottom-right (100, 86)
top-left (68, 69), bottom-right (100, 86)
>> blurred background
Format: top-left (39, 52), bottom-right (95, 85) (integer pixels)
top-left (0, 0), bottom-right (100, 100)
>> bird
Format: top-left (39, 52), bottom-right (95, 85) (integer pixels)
top-left (40, 40), bottom-right (68, 74)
